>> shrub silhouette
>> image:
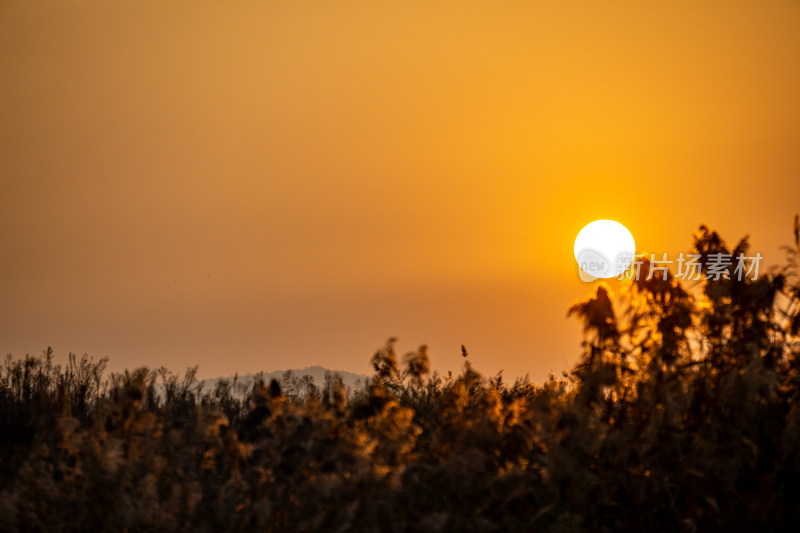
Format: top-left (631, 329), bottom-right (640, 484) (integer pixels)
top-left (1, 220), bottom-right (800, 532)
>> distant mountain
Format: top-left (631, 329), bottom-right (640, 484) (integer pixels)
top-left (194, 366), bottom-right (369, 397)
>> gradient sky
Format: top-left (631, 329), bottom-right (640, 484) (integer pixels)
top-left (2, 0), bottom-right (799, 380)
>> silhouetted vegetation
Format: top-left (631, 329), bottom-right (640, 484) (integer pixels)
top-left (2, 221), bottom-right (800, 532)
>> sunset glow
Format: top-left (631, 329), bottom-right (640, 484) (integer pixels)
top-left (1, 0), bottom-right (799, 381)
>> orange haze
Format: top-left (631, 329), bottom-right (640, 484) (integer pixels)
top-left (1, 0), bottom-right (799, 379)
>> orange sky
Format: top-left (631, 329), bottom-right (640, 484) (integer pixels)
top-left (1, 0), bottom-right (799, 380)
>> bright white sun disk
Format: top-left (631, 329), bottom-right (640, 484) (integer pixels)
top-left (574, 220), bottom-right (635, 279)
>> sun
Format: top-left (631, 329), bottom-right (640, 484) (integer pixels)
top-left (574, 220), bottom-right (635, 279)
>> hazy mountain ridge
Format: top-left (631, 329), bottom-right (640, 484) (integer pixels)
top-left (196, 365), bottom-right (369, 396)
